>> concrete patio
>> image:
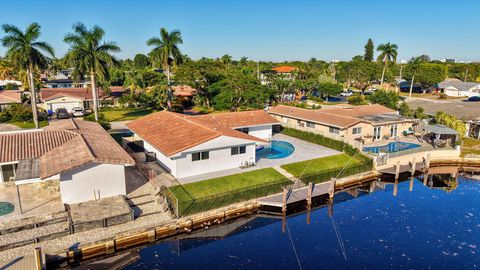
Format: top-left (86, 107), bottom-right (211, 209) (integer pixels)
top-left (178, 133), bottom-right (341, 184)
top-left (0, 180), bottom-right (65, 223)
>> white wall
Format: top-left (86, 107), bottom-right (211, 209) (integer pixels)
top-left (175, 143), bottom-right (256, 179)
top-left (41, 96), bottom-right (83, 112)
top-left (143, 140), bottom-right (177, 176)
top-left (60, 163), bottom-right (126, 204)
top-left (247, 125), bottom-right (273, 140)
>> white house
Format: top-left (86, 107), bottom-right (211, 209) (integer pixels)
top-left (126, 110), bottom-right (280, 179)
top-left (438, 78), bottom-right (480, 97)
top-left (0, 80), bottom-right (22, 90)
top-left (0, 119), bottom-right (134, 204)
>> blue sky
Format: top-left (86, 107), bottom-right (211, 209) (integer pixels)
top-left (1, 0), bottom-right (479, 62)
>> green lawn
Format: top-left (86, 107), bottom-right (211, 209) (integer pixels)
top-left (100, 108), bottom-right (155, 122)
top-left (462, 137), bottom-right (480, 157)
top-left (168, 168), bottom-right (290, 216)
top-left (281, 153), bottom-right (362, 178)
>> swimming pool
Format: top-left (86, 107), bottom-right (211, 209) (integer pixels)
top-left (0, 202), bottom-right (14, 216)
top-left (256, 141), bottom-right (295, 159)
top-left (363, 141), bottom-right (420, 154)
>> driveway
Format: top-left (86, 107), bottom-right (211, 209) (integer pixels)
top-left (406, 97), bottom-right (480, 120)
top-left (0, 123), bottom-right (20, 132)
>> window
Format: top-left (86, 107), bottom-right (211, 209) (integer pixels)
top-left (390, 124), bottom-right (398, 137)
top-left (374, 126), bottom-right (381, 140)
top-left (306, 122), bottom-right (315, 128)
top-left (192, 151), bottom-right (209, 161)
top-left (329, 126), bottom-right (340, 134)
top-left (236, 127), bottom-right (249, 134)
top-left (231, 146), bottom-right (247, 155)
top-left (352, 127), bottom-right (362, 135)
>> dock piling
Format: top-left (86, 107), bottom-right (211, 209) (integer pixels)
top-left (282, 188), bottom-right (287, 213)
top-left (328, 178), bottom-right (336, 199)
top-left (307, 182), bottom-right (313, 206)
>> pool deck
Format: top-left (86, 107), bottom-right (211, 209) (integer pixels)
top-left (177, 134), bottom-right (341, 184)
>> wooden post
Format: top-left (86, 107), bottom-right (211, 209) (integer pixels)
top-left (394, 161), bottom-right (401, 181)
top-left (410, 157), bottom-right (416, 177)
top-left (423, 169), bottom-right (429, 186)
top-left (281, 211), bottom-right (286, 234)
top-left (329, 178), bottom-right (336, 199)
top-left (426, 153), bottom-right (431, 168)
top-left (409, 176), bottom-right (414, 192)
top-left (282, 188), bottom-right (287, 213)
top-left (306, 204), bottom-right (311, 225)
top-left (327, 197), bottom-right (334, 217)
top-left (34, 247), bottom-right (43, 270)
top-left (307, 182), bottom-right (313, 206)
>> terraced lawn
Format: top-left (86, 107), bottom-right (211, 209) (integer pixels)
top-left (280, 153), bottom-right (363, 178)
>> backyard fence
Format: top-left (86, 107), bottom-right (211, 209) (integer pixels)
top-left (165, 178), bottom-right (291, 218)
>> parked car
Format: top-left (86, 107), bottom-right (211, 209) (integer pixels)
top-left (72, 107), bottom-right (84, 117)
top-left (340, 90), bottom-right (354, 97)
top-left (468, 96), bottom-right (480, 102)
top-left (56, 108), bottom-right (70, 119)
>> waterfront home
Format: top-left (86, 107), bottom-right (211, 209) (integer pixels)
top-left (0, 119), bottom-right (134, 204)
top-left (268, 104), bottom-right (416, 146)
top-left (0, 90), bottom-right (22, 112)
top-left (39, 86), bottom-right (126, 112)
top-left (126, 110), bottom-right (280, 179)
top-left (0, 80), bottom-right (22, 90)
top-left (437, 78), bottom-right (480, 97)
top-left (260, 65), bottom-right (297, 85)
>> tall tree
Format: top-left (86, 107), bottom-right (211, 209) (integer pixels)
top-left (407, 57), bottom-right (422, 98)
top-left (147, 28), bottom-right (183, 110)
top-left (364, 38), bottom-right (374, 61)
top-left (0, 58), bottom-right (14, 80)
top-left (220, 54), bottom-right (232, 69)
top-left (64, 23), bottom-right (120, 121)
top-left (376, 42), bottom-right (398, 87)
top-left (1, 23), bottom-right (54, 128)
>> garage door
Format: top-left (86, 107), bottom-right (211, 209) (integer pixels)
top-left (51, 102), bottom-right (81, 113)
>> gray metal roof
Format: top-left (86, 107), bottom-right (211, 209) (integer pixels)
top-left (422, 124), bottom-right (458, 135)
top-left (437, 79), bottom-right (480, 92)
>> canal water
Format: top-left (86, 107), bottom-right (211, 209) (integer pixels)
top-left (123, 175), bottom-right (480, 269)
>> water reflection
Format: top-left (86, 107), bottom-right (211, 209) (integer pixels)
top-left (116, 168), bottom-right (480, 269)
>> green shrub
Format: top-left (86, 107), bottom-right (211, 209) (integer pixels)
top-left (83, 113), bottom-right (111, 130)
top-left (347, 95), bottom-right (367, 105)
top-left (307, 95), bottom-right (323, 103)
top-left (2, 104), bottom-right (46, 122)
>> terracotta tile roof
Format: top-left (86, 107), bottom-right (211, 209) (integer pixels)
top-left (39, 86), bottom-right (125, 101)
top-left (172, 85), bottom-right (197, 97)
top-left (193, 110), bottom-right (279, 128)
top-left (0, 119), bottom-right (134, 179)
top-left (0, 90), bottom-right (22, 104)
top-left (268, 104), bottom-right (403, 128)
top-left (127, 110), bottom-right (277, 157)
top-left (271, 65), bottom-right (297, 73)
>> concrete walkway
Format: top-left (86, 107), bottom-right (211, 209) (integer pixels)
top-left (178, 134), bottom-right (340, 184)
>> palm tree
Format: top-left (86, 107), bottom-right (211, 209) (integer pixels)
top-left (220, 54), bottom-right (232, 69)
top-left (376, 42), bottom-right (398, 87)
top-left (0, 58), bottom-right (14, 80)
top-left (147, 28), bottom-right (183, 109)
top-left (407, 57), bottom-right (422, 98)
top-left (1, 23), bottom-right (54, 128)
top-left (64, 23), bottom-right (120, 121)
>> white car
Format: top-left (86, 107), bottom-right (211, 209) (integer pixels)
top-left (340, 90), bottom-right (354, 97)
top-left (72, 107), bottom-right (84, 117)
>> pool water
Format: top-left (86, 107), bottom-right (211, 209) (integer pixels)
top-left (363, 141), bottom-right (420, 154)
top-left (256, 141), bottom-right (295, 159)
top-left (0, 202), bottom-right (14, 216)
top-left (124, 176), bottom-right (480, 269)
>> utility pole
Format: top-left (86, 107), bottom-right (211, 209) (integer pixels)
top-left (399, 65), bottom-right (403, 79)
top-left (464, 68), bottom-right (468, 82)
top-left (257, 62), bottom-right (260, 80)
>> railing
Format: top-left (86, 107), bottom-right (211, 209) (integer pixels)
top-left (165, 178), bottom-right (291, 218)
top-left (298, 162), bottom-right (373, 185)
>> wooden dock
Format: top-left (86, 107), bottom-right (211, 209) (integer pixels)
top-left (258, 181), bottom-right (330, 207)
top-left (379, 162), bottom-right (425, 175)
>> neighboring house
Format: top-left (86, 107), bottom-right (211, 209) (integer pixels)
top-left (126, 110), bottom-right (280, 179)
top-left (39, 86), bottom-right (126, 112)
top-left (172, 85), bottom-right (197, 106)
top-left (0, 90), bottom-right (22, 111)
top-left (268, 104), bottom-right (416, 145)
top-left (43, 78), bottom-right (90, 88)
top-left (398, 81), bottom-right (424, 94)
top-left (260, 65), bottom-right (297, 85)
top-left (437, 78), bottom-right (480, 97)
top-left (0, 119), bottom-right (134, 204)
top-left (0, 80), bottom-right (22, 91)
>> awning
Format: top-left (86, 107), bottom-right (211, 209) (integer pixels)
top-left (422, 124), bottom-right (458, 135)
